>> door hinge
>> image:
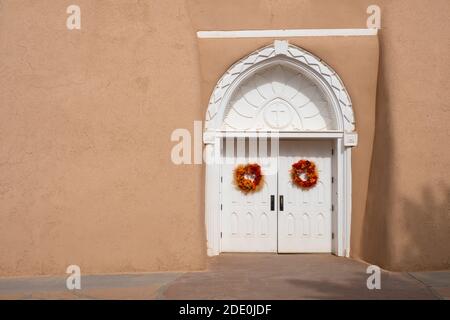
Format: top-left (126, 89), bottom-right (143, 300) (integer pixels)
top-left (220, 232), bottom-right (223, 238)
top-left (220, 176), bottom-right (223, 183)
top-left (220, 204), bottom-right (223, 211)
top-left (331, 148), bottom-right (334, 155)
top-left (332, 204), bottom-right (334, 211)
top-left (331, 177), bottom-right (334, 183)
top-left (332, 232), bottom-right (335, 239)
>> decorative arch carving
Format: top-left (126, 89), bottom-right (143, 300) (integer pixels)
top-left (204, 40), bottom-right (355, 137)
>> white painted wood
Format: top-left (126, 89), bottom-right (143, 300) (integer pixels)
top-left (222, 64), bottom-right (336, 131)
top-left (215, 131), bottom-right (343, 139)
top-left (274, 40), bottom-right (289, 54)
top-left (344, 132), bottom-right (358, 147)
top-left (214, 136), bottom-right (350, 256)
top-left (331, 139), bottom-right (339, 255)
top-left (221, 138), bottom-right (278, 252)
top-left (197, 29), bottom-right (378, 39)
top-left (204, 41), bottom-right (356, 137)
top-left (335, 138), bottom-right (345, 256)
top-left (330, 138), bottom-right (350, 256)
top-left (204, 41), bottom-right (356, 257)
top-left (344, 147), bottom-right (353, 257)
top-left (277, 140), bottom-right (333, 252)
top-left (205, 139), bottom-right (221, 256)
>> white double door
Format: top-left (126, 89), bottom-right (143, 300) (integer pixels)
top-left (221, 139), bottom-right (332, 253)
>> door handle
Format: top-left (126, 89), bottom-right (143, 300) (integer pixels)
top-left (279, 195), bottom-right (284, 211)
top-left (270, 195), bottom-right (275, 211)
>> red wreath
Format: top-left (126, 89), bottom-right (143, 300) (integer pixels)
top-left (234, 163), bottom-right (263, 193)
top-left (291, 160), bottom-right (318, 188)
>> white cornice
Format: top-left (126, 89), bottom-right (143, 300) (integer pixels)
top-left (197, 28), bottom-right (378, 39)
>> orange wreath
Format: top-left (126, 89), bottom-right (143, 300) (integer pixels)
top-left (291, 160), bottom-right (318, 188)
top-left (234, 163), bottom-right (263, 193)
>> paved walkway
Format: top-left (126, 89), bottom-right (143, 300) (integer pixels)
top-left (0, 254), bottom-right (448, 300)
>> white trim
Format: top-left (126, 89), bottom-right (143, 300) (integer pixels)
top-left (335, 138), bottom-right (345, 256)
top-left (344, 148), bottom-right (353, 257)
top-left (205, 138), bottom-right (221, 256)
top-left (197, 28), bottom-right (377, 39)
top-left (214, 131), bottom-right (343, 139)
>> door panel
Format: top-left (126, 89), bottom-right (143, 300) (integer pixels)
top-left (221, 138), bottom-right (278, 252)
top-left (221, 138), bottom-right (332, 253)
top-left (277, 140), bottom-right (332, 253)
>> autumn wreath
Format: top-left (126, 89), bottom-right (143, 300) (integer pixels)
top-left (234, 163), bottom-right (263, 193)
top-left (291, 160), bottom-right (318, 188)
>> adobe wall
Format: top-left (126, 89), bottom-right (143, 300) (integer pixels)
top-left (0, 0), bottom-right (207, 276)
top-left (0, 0), bottom-right (448, 276)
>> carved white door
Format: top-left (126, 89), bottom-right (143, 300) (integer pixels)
top-left (221, 138), bottom-right (278, 252)
top-left (221, 139), bottom-right (332, 253)
top-left (277, 140), bottom-right (332, 253)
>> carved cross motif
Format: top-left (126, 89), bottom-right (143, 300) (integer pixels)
top-left (271, 104), bottom-right (287, 127)
top-left (264, 101), bottom-right (292, 129)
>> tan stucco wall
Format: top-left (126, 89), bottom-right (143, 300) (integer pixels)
top-left (361, 0), bottom-right (450, 271)
top-left (0, 0), bottom-right (207, 276)
top-left (0, 0), bottom-right (448, 276)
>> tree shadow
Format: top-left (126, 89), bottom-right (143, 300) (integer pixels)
top-left (361, 30), bottom-right (450, 271)
top-left (398, 183), bottom-right (450, 270)
top-left (285, 276), bottom-right (434, 300)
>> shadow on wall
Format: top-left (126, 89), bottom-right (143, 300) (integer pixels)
top-left (399, 183), bottom-right (450, 270)
top-left (362, 32), bottom-right (450, 272)
top-left (361, 31), bottom-right (393, 269)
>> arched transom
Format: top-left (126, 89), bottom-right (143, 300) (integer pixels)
top-left (204, 41), bottom-right (355, 135)
top-left (222, 63), bottom-right (336, 131)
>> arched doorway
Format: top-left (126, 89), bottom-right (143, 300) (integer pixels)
top-left (203, 41), bottom-right (357, 257)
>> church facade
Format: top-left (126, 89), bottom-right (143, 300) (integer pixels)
top-left (0, 0), bottom-right (448, 277)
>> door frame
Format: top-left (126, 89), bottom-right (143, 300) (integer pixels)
top-left (203, 41), bottom-right (357, 258)
top-left (204, 131), bottom-right (352, 257)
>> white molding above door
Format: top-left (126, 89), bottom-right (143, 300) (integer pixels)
top-left (197, 29), bottom-right (378, 38)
